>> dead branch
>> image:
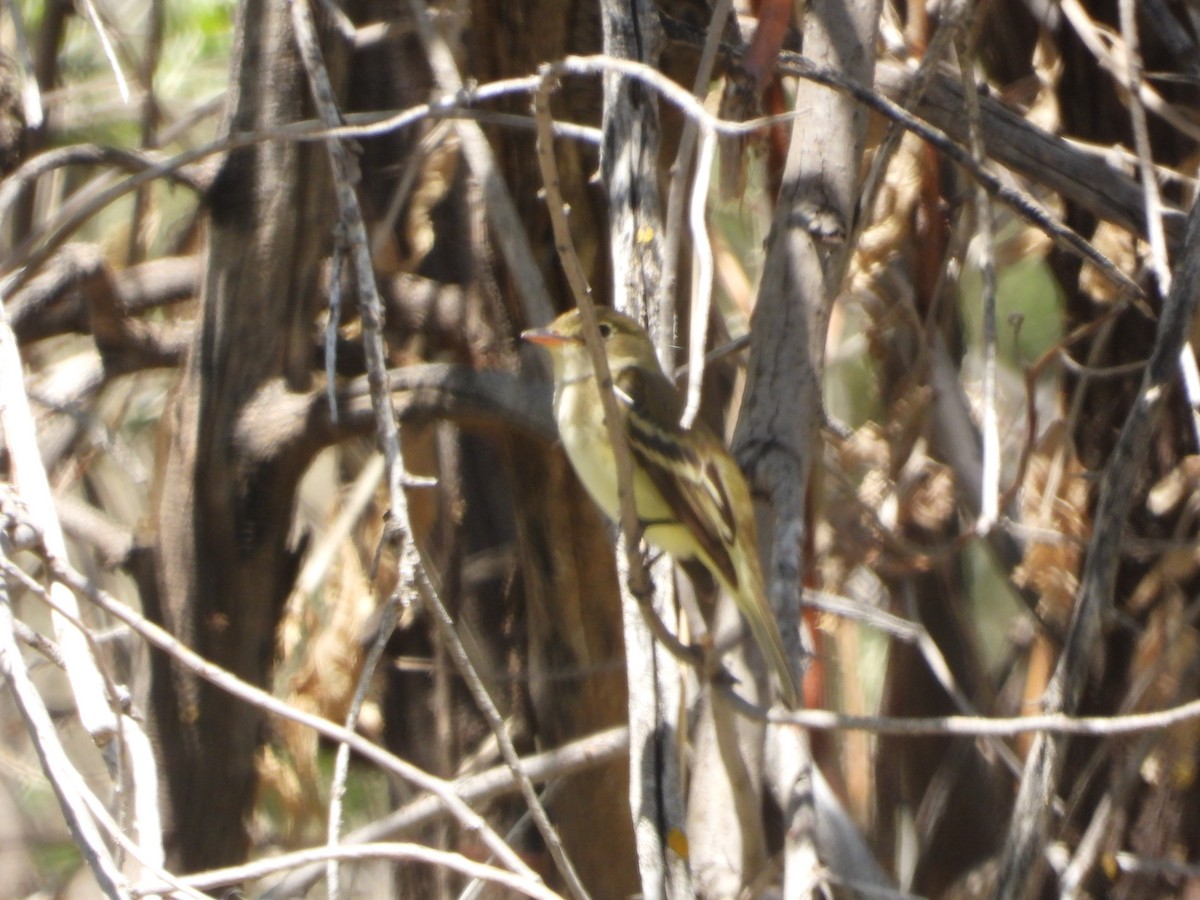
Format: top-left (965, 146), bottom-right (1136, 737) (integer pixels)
top-left (994, 199), bottom-right (1200, 899)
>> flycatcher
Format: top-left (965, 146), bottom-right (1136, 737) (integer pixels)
top-left (524, 307), bottom-right (799, 707)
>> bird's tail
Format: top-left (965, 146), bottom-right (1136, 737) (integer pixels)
top-left (744, 603), bottom-right (800, 709)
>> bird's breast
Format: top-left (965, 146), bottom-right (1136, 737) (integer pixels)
top-left (553, 380), bottom-right (678, 538)
top-left (555, 379), bottom-right (622, 521)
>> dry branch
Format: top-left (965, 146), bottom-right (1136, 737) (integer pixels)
top-left (0, 545), bottom-right (124, 898)
top-left (263, 726), bottom-right (630, 899)
top-left (995, 200), bottom-right (1200, 899)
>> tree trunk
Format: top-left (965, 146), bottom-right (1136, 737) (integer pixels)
top-left (146, 2), bottom-right (339, 870)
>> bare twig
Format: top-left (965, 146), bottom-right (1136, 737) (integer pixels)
top-left (761, 690), bottom-right (1200, 737)
top-left (535, 37), bottom-right (684, 900)
top-left (131, 842), bottom-right (564, 900)
top-left (657, 0), bottom-right (733, 370)
top-left (531, 67), bottom-right (661, 627)
top-left (287, 11), bottom-right (411, 889)
top-left (77, 0), bottom-right (131, 103)
top-left (263, 727), bottom-right (629, 899)
top-left (412, 549), bottom-right (596, 897)
top-left (679, 126), bottom-right (716, 432)
top-left (326, 594), bottom-right (398, 900)
top-left (955, 43), bottom-right (999, 532)
top-left (290, 5), bottom-right (559, 897)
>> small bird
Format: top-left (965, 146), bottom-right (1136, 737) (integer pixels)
top-left (523, 307), bottom-right (799, 707)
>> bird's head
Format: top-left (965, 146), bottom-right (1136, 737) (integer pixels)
top-left (522, 308), bottom-right (660, 380)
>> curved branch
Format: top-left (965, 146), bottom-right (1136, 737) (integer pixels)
top-left (317, 365), bottom-right (555, 448)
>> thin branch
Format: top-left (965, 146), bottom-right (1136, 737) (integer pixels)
top-left (461, 779), bottom-right (569, 900)
top-left (130, 843), bottom-right (564, 900)
top-left (955, 43), bottom-right (999, 532)
top-left (413, 551), bottom-right (595, 900)
top-left (657, 0), bottom-right (733, 369)
top-left (77, 0), bottom-right (131, 103)
top-left (537, 49), bottom-right (676, 897)
top-left (289, 3), bottom-right (543, 895)
top-left (327, 595), bottom-right (399, 900)
top-left (759, 689), bottom-right (1200, 738)
top-left (532, 66), bottom-right (651, 605)
top-left (263, 727), bottom-right (629, 899)
top-left (680, 126), bottom-right (716, 431)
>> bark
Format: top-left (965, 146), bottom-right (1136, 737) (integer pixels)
top-left (145, 3), bottom-right (340, 870)
top-left (733, 0), bottom-right (882, 893)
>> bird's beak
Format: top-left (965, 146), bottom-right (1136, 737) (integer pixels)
top-left (521, 326), bottom-right (569, 347)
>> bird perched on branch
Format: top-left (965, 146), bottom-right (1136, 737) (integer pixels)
top-left (523, 307), bottom-right (799, 707)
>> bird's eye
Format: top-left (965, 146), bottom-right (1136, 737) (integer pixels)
top-left (597, 322), bottom-right (613, 339)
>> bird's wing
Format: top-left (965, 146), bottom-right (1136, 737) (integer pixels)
top-left (615, 366), bottom-right (742, 591)
top-left (616, 367), bottom-right (800, 708)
